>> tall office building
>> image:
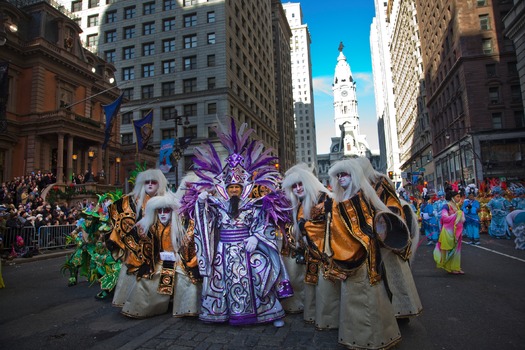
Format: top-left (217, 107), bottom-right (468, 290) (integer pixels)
top-left (415, 0), bottom-right (524, 186)
top-left (282, 2), bottom-right (318, 172)
top-left (370, 0), bottom-right (402, 177)
top-left (384, 0), bottom-right (433, 190)
top-left (62, 0), bottom-right (293, 183)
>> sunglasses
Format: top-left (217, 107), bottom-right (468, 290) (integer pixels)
top-left (145, 180), bottom-right (158, 185)
top-left (291, 182), bottom-right (303, 189)
top-left (158, 207), bottom-right (172, 214)
top-left (336, 172), bottom-right (350, 179)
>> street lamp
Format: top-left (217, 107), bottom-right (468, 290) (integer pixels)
top-left (72, 154), bottom-right (78, 183)
top-left (162, 108), bottom-right (191, 189)
top-left (115, 157), bottom-right (121, 185)
top-left (86, 150), bottom-right (95, 182)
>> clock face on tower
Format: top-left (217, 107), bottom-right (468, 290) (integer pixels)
top-left (341, 90), bottom-right (348, 97)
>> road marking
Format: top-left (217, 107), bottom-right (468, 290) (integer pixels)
top-left (466, 241), bottom-right (525, 263)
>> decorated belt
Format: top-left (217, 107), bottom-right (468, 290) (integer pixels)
top-left (220, 228), bottom-right (250, 243)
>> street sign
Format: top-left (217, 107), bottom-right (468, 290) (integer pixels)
top-left (419, 167), bottom-right (426, 172)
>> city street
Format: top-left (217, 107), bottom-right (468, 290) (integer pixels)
top-left (1, 235), bottom-right (524, 350)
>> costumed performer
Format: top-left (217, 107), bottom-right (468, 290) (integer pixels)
top-left (119, 191), bottom-right (182, 318)
top-left (282, 163), bottom-right (340, 329)
top-left (506, 210), bottom-right (525, 250)
top-left (462, 187), bottom-right (481, 245)
top-left (182, 117), bottom-right (293, 327)
top-left (106, 168), bottom-right (168, 308)
top-left (355, 156), bottom-right (422, 321)
top-left (164, 171), bottom-right (203, 317)
top-left (486, 186), bottom-right (511, 239)
top-left (433, 189), bottom-right (465, 275)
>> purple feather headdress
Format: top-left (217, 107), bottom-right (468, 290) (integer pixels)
top-left (192, 117), bottom-right (280, 201)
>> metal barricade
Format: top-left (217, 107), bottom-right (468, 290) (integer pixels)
top-left (38, 225), bottom-right (76, 250)
top-left (1, 227), bottom-right (38, 254)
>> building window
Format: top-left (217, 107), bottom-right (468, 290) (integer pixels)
top-left (482, 38), bottom-right (493, 54)
top-left (86, 34), bottom-right (98, 47)
top-left (122, 88), bottom-right (134, 100)
top-left (184, 125), bottom-right (197, 138)
top-left (207, 102), bottom-right (217, 114)
top-left (162, 106), bottom-right (177, 120)
top-left (208, 126), bottom-right (217, 138)
top-left (122, 133), bottom-right (133, 145)
top-left (489, 87), bottom-right (499, 104)
top-left (163, 18), bottom-right (175, 31)
top-left (183, 103), bottom-right (198, 116)
top-left (486, 63), bottom-right (496, 77)
top-left (122, 112), bottom-right (133, 125)
top-left (162, 82), bottom-right (176, 96)
top-left (477, 0), bottom-right (487, 6)
top-left (162, 128), bottom-right (174, 140)
top-left (122, 67), bottom-right (135, 81)
top-left (207, 54), bottom-right (216, 67)
top-left (479, 15), bottom-right (490, 30)
top-left (143, 42), bottom-right (155, 56)
top-left (163, 60), bottom-right (175, 74)
top-left (88, 15), bottom-right (99, 27)
top-left (105, 30), bottom-right (116, 43)
top-left (207, 33), bottom-right (216, 44)
top-left (491, 112), bottom-right (503, 129)
top-left (124, 26), bottom-right (135, 39)
top-left (143, 22), bottom-right (155, 35)
top-left (508, 61), bottom-right (518, 75)
top-left (88, 0), bottom-right (98, 9)
top-left (503, 38), bottom-right (515, 52)
top-left (142, 64), bottom-right (155, 78)
top-left (183, 0), bottom-right (197, 6)
top-left (183, 78), bottom-right (197, 93)
top-left (106, 10), bottom-right (117, 23)
top-left (71, 1), bottom-right (82, 12)
top-left (184, 35), bottom-right (197, 48)
top-left (141, 85), bottom-right (154, 99)
top-left (207, 77), bottom-right (216, 89)
top-left (163, 39), bottom-right (175, 52)
top-left (207, 11), bottom-right (215, 23)
top-left (124, 6), bottom-right (136, 19)
top-left (123, 46), bottom-right (135, 60)
top-left (184, 56), bottom-right (197, 70)
top-left (515, 110), bottom-right (525, 128)
top-left (184, 14), bottom-right (197, 27)
top-left (143, 2), bottom-right (155, 15)
top-left (164, 0), bottom-right (176, 11)
top-left (511, 85), bottom-right (522, 103)
top-left (104, 50), bottom-right (116, 63)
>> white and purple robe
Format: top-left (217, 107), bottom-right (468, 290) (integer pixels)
top-left (194, 196), bottom-right (292, 325)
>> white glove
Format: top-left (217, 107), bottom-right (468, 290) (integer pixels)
top-left (198, 191), bottom-right (209, 203)
top-left (244, 236), bottom-right (258, 253)
top-left (135, 219), bottom-right (147, 237)
top-left (422, 213), bottom-right (430, 220)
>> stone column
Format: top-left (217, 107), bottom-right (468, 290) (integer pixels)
top-left (56, 133), bottom-right (64, 184)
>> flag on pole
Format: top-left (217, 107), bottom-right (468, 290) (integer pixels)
top-left (101, 93), bottom-right (124, 149)
top-left (134, 110), bottom-right (154, 152)
top-left (159, 138), bottom-right (175, 173)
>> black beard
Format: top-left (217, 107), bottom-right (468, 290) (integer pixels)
top-left (229, 195), bottom-right (240, 217)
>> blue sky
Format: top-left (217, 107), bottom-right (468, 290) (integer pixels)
top-left (289, 1), bottom-right (379, 153)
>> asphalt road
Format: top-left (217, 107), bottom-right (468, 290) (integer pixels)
top-left (1, 235), bottom-right (524, 350)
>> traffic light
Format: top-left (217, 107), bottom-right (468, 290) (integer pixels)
top-left (274, 163), bottom-right (280, 170)
top-left (388, 171), bottom-right (394, 179)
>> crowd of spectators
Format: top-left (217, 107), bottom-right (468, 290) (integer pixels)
top-left (0, 171), bottom-right (91, 255)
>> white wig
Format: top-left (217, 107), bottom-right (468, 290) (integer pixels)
top-left (354, 156), bottom-right (395, 188)
top-left (282, 163), bottom-right (331, 240)
top-left (130, 169), bottom-right (168, 218)
top-left (328, 159), bottom-right (389, 213)
top-left (140, 191), bottom-right (181, 253)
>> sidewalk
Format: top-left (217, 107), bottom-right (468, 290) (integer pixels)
top-left (1, 248), bottom-right (74, 265)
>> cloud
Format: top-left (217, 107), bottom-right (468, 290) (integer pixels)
top-left (312, 76), bottom-right (333, 96)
